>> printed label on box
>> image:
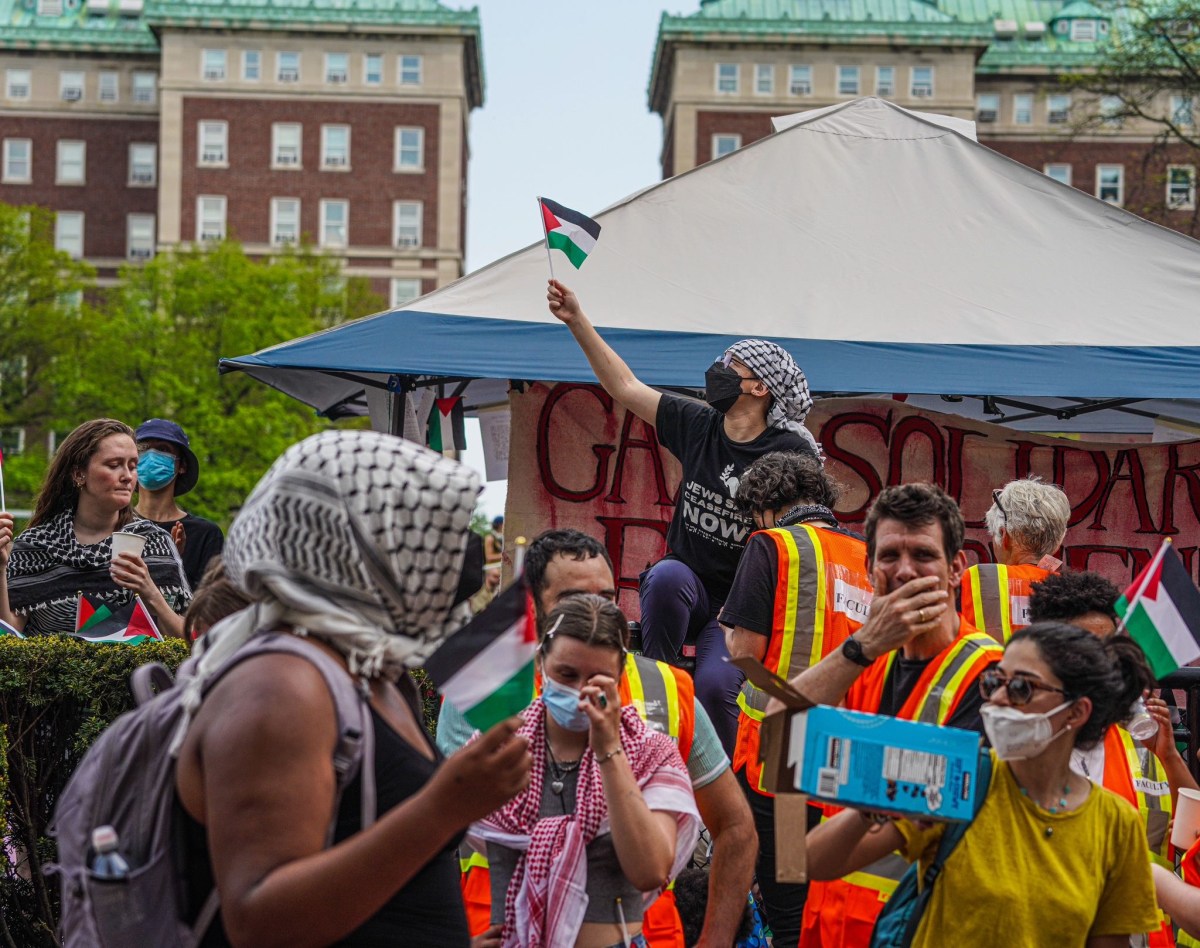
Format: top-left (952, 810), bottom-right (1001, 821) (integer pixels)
top-left (882, 747), bottom-right (946, 789)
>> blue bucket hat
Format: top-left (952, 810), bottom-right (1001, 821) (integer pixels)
top-left (135, 419), bottom-right (200, 495)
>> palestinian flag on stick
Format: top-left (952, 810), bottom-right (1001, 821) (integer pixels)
top-left (75, 594), bottom-right (162, 644)
top-left (427, 396), bottom-right (466, 452)
top-left (1116, 540), bottom-right (1200, 677)
top-left (0, 618), bottom-right (23, 638)
top-left (539, 197), bottom-right (601, 269)
top-left (423, 573), bottom-right (538, 732)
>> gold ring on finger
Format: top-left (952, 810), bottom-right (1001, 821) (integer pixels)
top-left (918, 608), bottom-right (926, 623)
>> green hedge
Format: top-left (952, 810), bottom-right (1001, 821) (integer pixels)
top-left (0, 636), bottom-right (440, 947)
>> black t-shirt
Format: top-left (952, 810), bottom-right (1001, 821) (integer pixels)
top-left (149, 513), bottom-right (224, 589)
top-left (656, 394), bottom-right (817, 601)
top-left (878, 655), bottom-right (990, 737)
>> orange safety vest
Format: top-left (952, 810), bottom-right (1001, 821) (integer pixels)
top-left (960, 563), bottom-right (1052, 644)
top-left (799, 623), bottom-right (1001, 948)
top-left (460, 651), bottom-right (695, 945)
top-left (1101, 725), bottom-right (1175, 948)
top-left (733, 523), bottom-right (871, 795)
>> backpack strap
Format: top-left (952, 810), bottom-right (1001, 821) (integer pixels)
top-left (130, 662), bottom-right (175, 706)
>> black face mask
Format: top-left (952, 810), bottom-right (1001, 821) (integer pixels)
top-left (704, 361), bottom-right (746, 414)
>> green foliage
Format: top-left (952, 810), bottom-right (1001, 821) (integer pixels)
top-left (0, 637), bottom-right (190, 948)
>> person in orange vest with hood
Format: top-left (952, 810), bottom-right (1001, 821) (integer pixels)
top-left (960, 476), bottom-right (1070, 643)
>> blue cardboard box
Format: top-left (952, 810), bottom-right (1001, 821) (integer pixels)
top-left (788, 705), bottom-right (984, 822)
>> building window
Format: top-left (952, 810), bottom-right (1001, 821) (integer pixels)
top-left (326, 52), bottom-right (349, 84)
top-left (1013, 94), bottom-right (1033, 125)
top-left (715, 63), bottom-right (738, 94)
top-left (6, 69), bottom-right (30, 100)
top-left (1171, 95), bottom-right (1195, 129)
top-left (2, 139), bottom-right (31, 183)
top-left (272, 123), bottom-right (301, 167)
top-left (56, 140), bottom-right (85, 184)
top-left (393, 201), bottom-right (422, 248)
top-left (1047, 94), bottom-right (1071, 124)
top-left (60, 71), bottom-right (84, 101)
top-left (0, 428), bottom-right (25, 459)
top-left (391, 278), bottom-right (420, 307)
top-left (128, 142), bottom-right (156, 185)
top-left (320, 199), bottom-right (348, 247)
top-left (876, 66), bottom-right (895, 96)
top-left (712, 134), bottom-right (740, 159)
top-left (399, 54), bottom-right (421, 85)
top-left (243, 50), bottom-right (261, 81)
top-left (98, 71), bottom-right (118, 102)
top-left (198, 121), bottom-right (228, 165)
top-left (910, 66), bottom-right (934, 98)
top-left (202, 49), bottom-right (226, 81)
top-left (132, 71), bottom-right (155, 103)
top-left (55, 211), bottom-right (83, 257)
top-left (277, 51), bottom-right (300, 83)
top-left (394, 127), bottom-right (424, 170)
top-left (321, 125), bottom-right (349, 168)
top-left (127, 213), bottom-right (154, 261)
top-left (1100, 95), bottom-right (1123, 127)
top-left (1096, 164), bottom-right (1124, 204)
top-left (789, 65), bottom-right (811, 96)
top-left (37, 0), bottom-right (62, 14)
top-left (1044, 163), bottom-right (1072, 185)
top-left (976, 94), bottom-right (1000, 123)
top-left (364, 53), bottom-right (382, 85)
top-left (754, 64), bottom-right (773, 95)
top-left (270, 198), bottom-right (300, 245)
top-left (837, 66), bottom-right (859, 96)
top-left (1167, 165), bottom-right (1196, 210)
top-left (197, 195), bottom-right (226, 241)
top-left (1070, 18), bottom-right (1099, 41)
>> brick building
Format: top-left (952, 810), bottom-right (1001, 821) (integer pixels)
top-left (650, 0), bottom-right (1198, 236)
top-left (0, 0), bottom-right (483, 304)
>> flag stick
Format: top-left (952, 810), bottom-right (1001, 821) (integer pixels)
top-left (1112, 537), bottom-right (1172, 638)
top-left (0, 463), bottom-right (6, 514)
top-left (536, 197), bottom-right (556, 282)
top-left (511, 535), bottom-right (527, 579)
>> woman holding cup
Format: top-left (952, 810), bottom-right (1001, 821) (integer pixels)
top-left (0, 419), bottom-right (189, 637)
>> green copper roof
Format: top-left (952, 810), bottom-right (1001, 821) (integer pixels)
top-left (0, 0), bottom-right (158, 52)
top-left (142, 0), bottom-right (481, 32)
top-left (1051, 0), bottom-right (1109, 19)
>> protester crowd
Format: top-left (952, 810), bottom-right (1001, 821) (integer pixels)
top-left (3, 280), bottom-right (1200, 947)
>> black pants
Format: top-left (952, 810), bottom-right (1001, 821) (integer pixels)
top-left (737, 766), bottom-right (819, 948)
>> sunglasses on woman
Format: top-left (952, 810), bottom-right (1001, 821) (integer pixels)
top-left (978, 668), bottom-right (1071, 707)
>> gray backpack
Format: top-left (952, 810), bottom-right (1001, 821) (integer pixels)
top-left (49, 632), bottom-right (378, 948)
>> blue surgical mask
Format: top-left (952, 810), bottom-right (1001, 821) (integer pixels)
top-left (542, 674), bottom-right (591, 732)
top-left (137, 450), bottom-right (177, 492)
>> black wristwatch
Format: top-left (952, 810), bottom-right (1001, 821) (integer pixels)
top-left (841, 636), bottom-right (874, 668)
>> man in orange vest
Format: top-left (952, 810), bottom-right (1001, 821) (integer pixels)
top-left (768, 483), bottom-right (1001, 948)
top-left (960, 476), bottom-right (1070, 642)
top-left (439, 529), bottom-right (756, 948)
top-left (722, 451), bottom-right (872, 948)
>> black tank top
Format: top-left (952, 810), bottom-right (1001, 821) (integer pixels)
top-left (182, 692), bottom-right (468, 947)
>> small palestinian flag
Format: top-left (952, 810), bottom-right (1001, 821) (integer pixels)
top-left (538, 197), bottom-right (601, 269)
top-left (75, 594), bottom-right (162, 644)
top-left (1116, 541), bottom-right (1200, 678)
top-left (423, 573), bottom-right (538, 732)
top-left (428, 396), bottom-right (466, 453)
top-left (0, 618), bottom-right (23, 638)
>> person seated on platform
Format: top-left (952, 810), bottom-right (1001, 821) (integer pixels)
top-left (960, 476), bottom-right (1070, 643)
top-left (471, 593), bottom-right (700, 948)
top-left (547, 279), bottom-right (820, 755)
top-left (440, 528), bottom-right (756, 948)
top-left (0, 418), bottom-right (190, 638)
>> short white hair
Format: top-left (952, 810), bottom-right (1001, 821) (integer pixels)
top-left (986, 477), bottom-right (1071, 557)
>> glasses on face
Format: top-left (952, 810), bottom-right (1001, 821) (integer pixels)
top-left (978, 668), bottom-right (1070, 707)
top-left (992, 489), bottom-right (1008, 527)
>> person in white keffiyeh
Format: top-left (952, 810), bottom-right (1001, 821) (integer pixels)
top-left (548, 280), bottom-right (822, 755)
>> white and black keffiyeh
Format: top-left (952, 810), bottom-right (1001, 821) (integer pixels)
top-left (169, 430), bottom-right (481, 753)
top-left (724, 339), bottom-right (821, 456)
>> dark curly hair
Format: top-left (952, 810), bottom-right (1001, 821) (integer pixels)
top-left (525, 529), bottom-right (612, 609)
top-left (1009, 622), bottom-right (1155, 748)
top-left (1028, 571), bottom-right (1120, 624)
top-left (735, 451), bottom-right (840, 516)
top-left (864, 483), bottom-right (964, 564)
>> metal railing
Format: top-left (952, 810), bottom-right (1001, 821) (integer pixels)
top-left (1161, 667), bottom-right (1200, 783)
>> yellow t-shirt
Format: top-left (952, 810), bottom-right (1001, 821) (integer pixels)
top-left (896, 754), bottom-right (1159, 946)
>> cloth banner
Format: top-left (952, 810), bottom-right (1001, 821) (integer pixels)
top-left (506, 386), bottom-right (1200, 620)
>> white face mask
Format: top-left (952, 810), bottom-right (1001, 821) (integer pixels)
top-left (981, 700), bottom-right (1074, 761)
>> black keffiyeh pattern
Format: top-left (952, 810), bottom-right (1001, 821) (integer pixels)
top-left (724, 338), bottom-right (821, 456)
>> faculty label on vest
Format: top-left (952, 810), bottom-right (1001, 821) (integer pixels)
top-left (833, 578), bottom-right (872, 622)
top-left (1010, 595), bottom-right (1032, 627)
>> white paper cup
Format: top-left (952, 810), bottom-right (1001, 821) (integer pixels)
top-left (1173, 788), bottom-right (1200, 850)
top-left (110, 531), bottom-right (147, 561)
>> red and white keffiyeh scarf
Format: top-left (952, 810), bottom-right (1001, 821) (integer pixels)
top-left (473, 699), bottom-right (698, 948)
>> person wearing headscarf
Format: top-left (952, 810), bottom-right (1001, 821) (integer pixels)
top-left (171, 430), bottom-right (532, 947)
top-left (547, 279), bottom-right (820, 753)
top-left (0, 418), bottom-right (190, 637)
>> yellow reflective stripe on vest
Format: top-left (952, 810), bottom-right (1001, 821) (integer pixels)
top-left (914, 633), bottom-right (1001, 725)
top-left (460, 850), bottom-right (489, 873)
top-left (628, 653), bottom-right (679, 741)
top-left (802, 526), bottom-right (830, 668)
top-left (1117, 727), bottom-right (1173, 867)
top-left (839, 852), bottom-right (909, 895)
top-left (659, 661), bottom-right (681, 741)
top-left (970, 564), bottom-right (1011, 644)
top-left (626, 652), bottom-right (647, 718)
